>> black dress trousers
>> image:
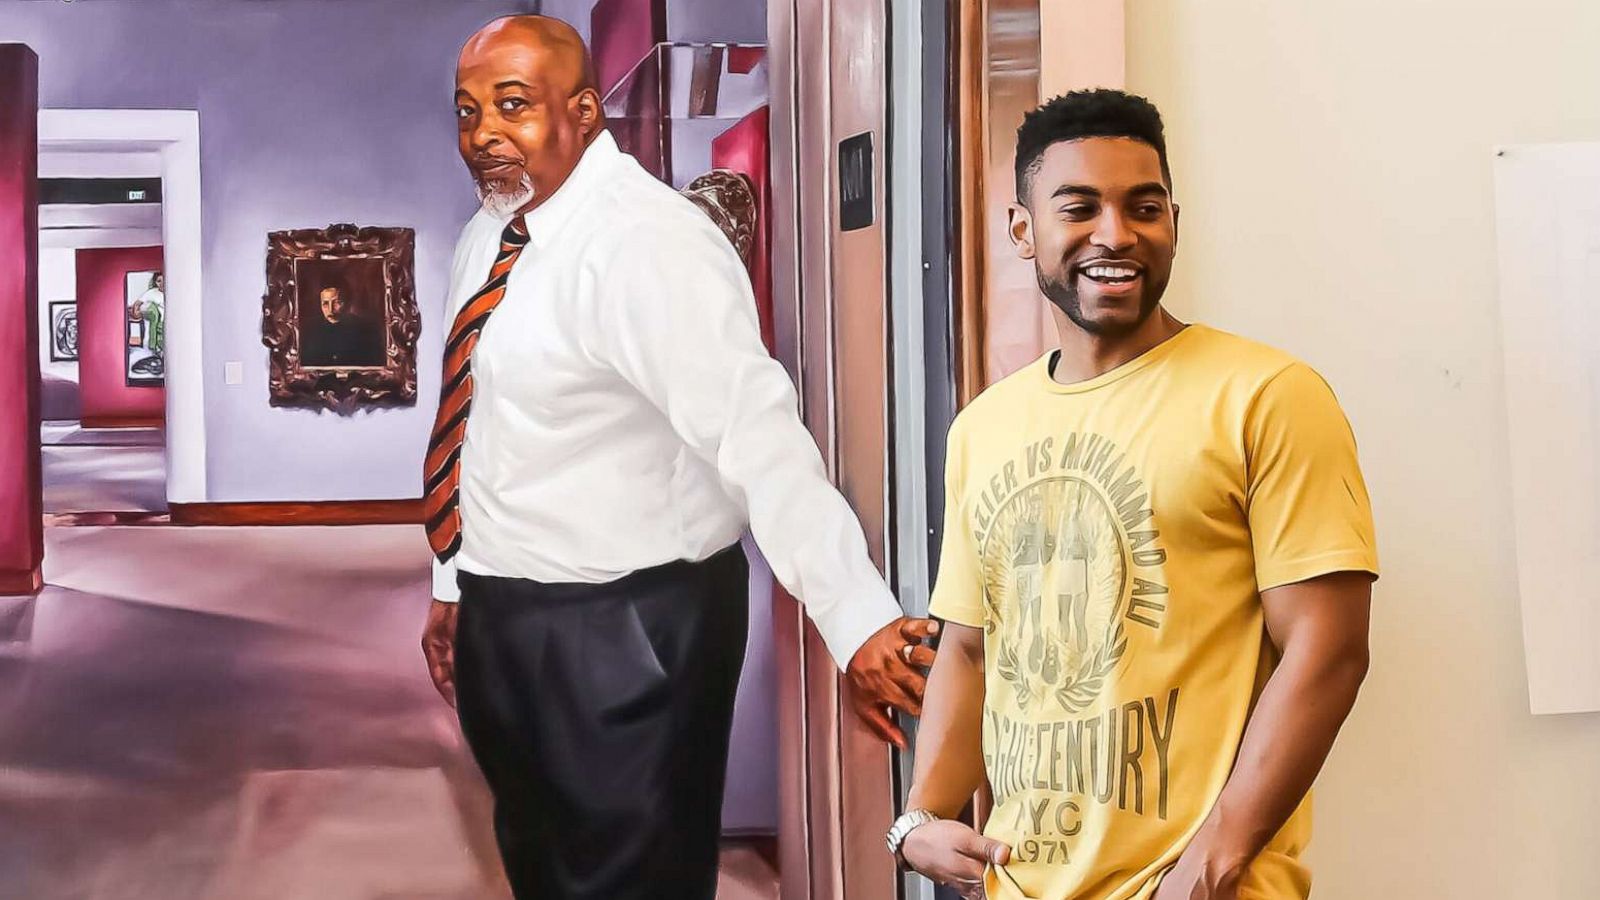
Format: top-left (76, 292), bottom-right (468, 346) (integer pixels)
top-left (453, 544), bottom-right (750, 900)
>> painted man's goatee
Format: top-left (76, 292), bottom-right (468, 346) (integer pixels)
top-left (477, 172), bottom-right (536, 218)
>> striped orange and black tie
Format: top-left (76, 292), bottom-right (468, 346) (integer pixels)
top-left (424, 215), bottom-right (529, 561)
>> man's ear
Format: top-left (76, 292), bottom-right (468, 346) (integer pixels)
top-left (573, 88), bottom-right (603, 140)
top-left (1171, 201), bottom-right (1180, 256)
top-left (1008, 202), bottom-right (1036, 260)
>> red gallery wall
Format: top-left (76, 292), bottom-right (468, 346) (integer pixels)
top-left (76, 246), bottom-right (165, 427)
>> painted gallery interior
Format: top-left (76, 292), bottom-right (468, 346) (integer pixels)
top-left (2, 1), bottom-right (1599, 899)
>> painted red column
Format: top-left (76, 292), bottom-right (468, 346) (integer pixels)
top-left (0, 44), bottom-right (43, 595)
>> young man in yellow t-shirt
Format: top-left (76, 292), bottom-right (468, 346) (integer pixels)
top-left (890, 90), bottom-right (1379, 900)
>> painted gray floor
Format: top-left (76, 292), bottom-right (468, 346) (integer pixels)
top-left (0, 525), bottom-right (777, 900)
top-left (41, 424), bottom-right (168, 514)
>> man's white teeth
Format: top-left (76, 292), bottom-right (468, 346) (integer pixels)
top-left (1084, 266), bottom-right (1139, 280)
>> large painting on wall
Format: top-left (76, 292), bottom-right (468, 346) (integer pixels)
top-left (262, 224), bottom-right (418, 413)
top-left (49, 300), bottom-right (78, 362)
top-left (124, 270), bottom-right (164, 386)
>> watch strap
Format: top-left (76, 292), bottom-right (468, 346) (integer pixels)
top-left (885, 808), bottom-right (941, 869)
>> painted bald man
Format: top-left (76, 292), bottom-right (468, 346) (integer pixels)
top-left (418, 16), bottom-right (937, 898)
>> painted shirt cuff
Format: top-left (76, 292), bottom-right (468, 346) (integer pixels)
top-left (432, 556), bottom-right (461, 603)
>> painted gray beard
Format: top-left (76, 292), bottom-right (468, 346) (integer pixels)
top-left (476, 172), bottom-right (535, 218)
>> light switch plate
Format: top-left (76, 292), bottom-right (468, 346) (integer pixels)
top-left (224, 361), bottom-right (243, 385)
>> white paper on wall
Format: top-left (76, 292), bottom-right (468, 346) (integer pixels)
top-left (1492, 142), bottom-right (1600, 715)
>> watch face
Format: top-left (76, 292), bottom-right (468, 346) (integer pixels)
top-left (888, 809), bottom-right (935, 854)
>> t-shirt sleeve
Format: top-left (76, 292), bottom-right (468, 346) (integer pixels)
top-left (1245, 362), bottom-right (1381, 591)
top-left (928, 421), bottom-right (987, 628)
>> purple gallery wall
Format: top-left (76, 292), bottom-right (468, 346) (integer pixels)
top-left (1, 0), bottom-right (534, 502)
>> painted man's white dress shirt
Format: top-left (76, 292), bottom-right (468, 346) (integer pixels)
top-left (431, 130), bottom-right (900, 666)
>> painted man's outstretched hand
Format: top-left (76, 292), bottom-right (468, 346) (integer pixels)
top-left (845, 616), bottom-right (940, 748)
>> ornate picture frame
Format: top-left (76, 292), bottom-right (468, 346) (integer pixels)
top-left (261, 225), bottom-right (419, 413)
top-left (48, 300), bottom-right (78, 362)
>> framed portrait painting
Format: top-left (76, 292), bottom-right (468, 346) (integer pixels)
top-left (48, 300), bottom-right (78, 362)
top-left (125, 270), bottom-right (164, 386)
top-left (261, 224), bottom-right (419, 412)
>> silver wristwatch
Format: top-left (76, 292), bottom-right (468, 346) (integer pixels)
top-left (885, 808), bottom-right (941, 869)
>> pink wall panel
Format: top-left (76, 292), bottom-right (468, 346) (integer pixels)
top-left (75, 246), bottom-right (166, 426)
top-left (591, 0), bottom-right (665, 96)
top-left (0, 44), bottom-right (42, 592)
top-left (711, 106), bottom-right (774, 353)
top-left (594, 0), bottom-right (668, 180)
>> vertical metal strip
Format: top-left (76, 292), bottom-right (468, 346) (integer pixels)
top-left (829, 0), bottom-right (898, 894)
top-left (766, 0), bottom-right (818, 897)
top-left (980, 0), bottom-right (1043, 385)
top-left (887, 2), bottom-right (935, 897)
top-left (769, 2), bottom-right (805, 383)
top-left (951, 0), bottom-right (988, 408)
top-left (887, 0), bottom-right (929, 642)
top-left (794, 0), bottom-right (845, 896)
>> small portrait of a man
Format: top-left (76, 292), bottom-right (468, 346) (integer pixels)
top-left (296, 265), bottom-right (387, 368)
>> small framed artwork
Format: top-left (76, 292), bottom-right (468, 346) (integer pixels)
top-left (261, 224), bottom-right (419, 413)
top-left (124, 270), bottom-right (164, 386)
top-left (48, 301), bottom-right (78, 362)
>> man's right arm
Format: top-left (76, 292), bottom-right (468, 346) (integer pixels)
top-left (427, 210), bottom-right (495, 610)
top-left (422, 214), bottom-right (491, 706)
top-left (906, 621), bottom-right (987, 816)
top-left (900, 622), bottom-right (1010, 893)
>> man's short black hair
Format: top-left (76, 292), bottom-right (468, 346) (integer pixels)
top-left (1014, 89), bottom-right (1171, 203)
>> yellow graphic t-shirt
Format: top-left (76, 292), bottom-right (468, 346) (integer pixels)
top-left (928, 325), bottom-right (1379, 900)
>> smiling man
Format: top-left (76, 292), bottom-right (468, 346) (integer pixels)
top-left (417, 15), bottom-right (936, 900)
top-left (889, 90), bottom-right (1380, 899)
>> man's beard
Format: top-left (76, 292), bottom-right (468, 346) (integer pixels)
top-left (1037, 263), bottom-right (1165, 337)
top-left (476, 172), bottom-right (535, 218)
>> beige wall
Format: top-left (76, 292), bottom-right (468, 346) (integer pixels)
top-left (1123, 2), bottom-right (1600, 897)
top-left (1040, 0), bottom-right (1125, 98)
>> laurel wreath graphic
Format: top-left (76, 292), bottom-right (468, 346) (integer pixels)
top-left (1054, 620), bottom-right (1127, 713)
top-left (996, 637), bottom-right (1029, 710)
